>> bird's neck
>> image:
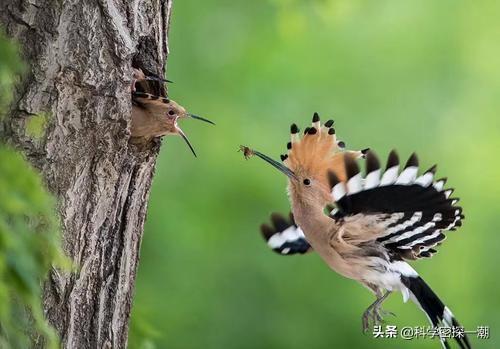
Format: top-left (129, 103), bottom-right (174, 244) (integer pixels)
top-left (291, 197), bottom-right (336, 245)
top-left (290, 196), bottom-right (356, 279)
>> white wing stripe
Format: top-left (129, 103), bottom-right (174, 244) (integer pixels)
top-left (392, 222), bottom-right (436, 243)
top-left (380, 166), bottom-right (399, 186)
top-left (414, 172), bottom-right (434, 186)
top-left (380, 212), bottom-right (422, 241)
top-left (406, 230), bottom-right (443, 247)
top-left (396, 166), bottom-right (418, 185)
top-left (332, 182), bottom-right (346, 201)
top-left (446, 215), bottom-right (461, 230)
top-left (434, 180), bottom-right (445, 191)
top-left (364, 169), bottom-right (381, 189)
top-left (267, 226), bottom-right (304, 249)
top-left (389, 261), bottom-right (418, 277)
top-left (432, 213), bottom-right (442, 222)
top-left (384, 212), bottom-right (406, 226)
top-left (347, 173), bottom-right (363, 194)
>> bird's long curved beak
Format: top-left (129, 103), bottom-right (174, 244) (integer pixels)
top-left (189, 114), bottom-right (215, 125)
top-left (177, 128), bottom-right (197, 157)
top-left (144, 75), bottom-right (173, 83)
top-left (239, 146), bottom-right (296, 180)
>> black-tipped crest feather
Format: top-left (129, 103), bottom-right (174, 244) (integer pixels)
top-left (307, 127), bottom-right (317, 135)
top-left (324, 119), bottom-right (334, 128)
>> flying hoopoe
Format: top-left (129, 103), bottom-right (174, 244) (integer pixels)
top-left (241, 113), bottom-right (470, 349)
top-left (130, 67), bottom-right (214, 155)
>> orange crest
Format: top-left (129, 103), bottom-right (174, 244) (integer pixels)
top-left (283, 113), bottom-right (368, 185)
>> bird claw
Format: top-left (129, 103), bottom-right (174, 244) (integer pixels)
top-left (361, 306), bottom-right (396, 333)
top-left (362, 308), bottom-right (378, 333)
top-left (362, 311), bottom-right (371, 333)
top-left (380, 309), bottom-right (396, 318)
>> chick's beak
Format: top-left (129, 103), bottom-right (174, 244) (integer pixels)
top-left (176, 126), bottom-right (197, 158)
top-left (189, 114), bottom-right (215, 125)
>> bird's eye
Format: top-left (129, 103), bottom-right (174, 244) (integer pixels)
top-left (168, 110), bottom-right (175, 116)
top-left (303, 179), bottom-right (311, 186)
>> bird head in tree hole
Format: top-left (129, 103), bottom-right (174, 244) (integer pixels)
top-left (130, 67), bottom-right (214, 156)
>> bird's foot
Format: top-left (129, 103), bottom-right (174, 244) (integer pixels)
top-left (362, 307), bottom-right (377, 333)
top-left (378, 308), bottom-right (396, 318)
top-left (362, 306), bottom-right (396, 333)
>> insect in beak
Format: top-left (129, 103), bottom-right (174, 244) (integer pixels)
top-left (239, 146), bottom-right (297, 180)
top-left (189, 114), bottom-right (215, 125)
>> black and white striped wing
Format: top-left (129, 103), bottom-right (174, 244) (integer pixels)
top-left (260, 213), bottom-right (313, 255)
top-left (328, 150), bottom-right (463, 260)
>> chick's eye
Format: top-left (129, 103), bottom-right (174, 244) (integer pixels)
top-left (303, 179), bottom-right (311, 186)
top-left (168, 110), bottom-right (175, 116)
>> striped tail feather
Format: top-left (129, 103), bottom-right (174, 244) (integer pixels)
top-left (401, 275), bottom-right (471, 349)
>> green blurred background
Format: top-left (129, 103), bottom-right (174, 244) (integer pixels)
top-left (130, 0), bottom-right (500, 348)
top-left (1, 0), bottom-right (499, 348)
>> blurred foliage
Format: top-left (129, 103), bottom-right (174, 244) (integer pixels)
top-left (25, 112), bottom-right (50, 140)
top-left (130, 0), bottom-right (500, 348)
top-left (0, 31), bottom-right (23, 119)
top-left (0, 31), bottom-right (69, 348)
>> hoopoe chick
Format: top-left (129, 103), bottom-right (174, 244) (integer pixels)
top-left (241, 113), bottom-right (470, 349)
top-left (130, 68), bottom-right (214, 156)
top-left (131, 67), bottom-right (172, 93)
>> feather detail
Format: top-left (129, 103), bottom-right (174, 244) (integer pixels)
top-left (327, 150), bottom-right (464, 260)
top-left (285, 113), bottom-right (368, 190)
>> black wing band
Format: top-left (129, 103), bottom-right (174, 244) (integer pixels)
top-left (327, 150), bottom-right (463, 259)
top-left (260, 213), bottom-right (312, 255)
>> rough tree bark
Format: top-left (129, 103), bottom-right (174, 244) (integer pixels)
top-left (0, 1), bottom-right (172, 347)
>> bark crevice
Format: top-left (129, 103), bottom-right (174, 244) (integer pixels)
top-left (0, 0), bottom-right (172, 347)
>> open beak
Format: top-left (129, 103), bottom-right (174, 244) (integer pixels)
top-left (189, 114), bottom-right (215, 125)
top-left (240, 146), bottom-right (296, 180)
top-left (177, 127), bottom-right (197, 157)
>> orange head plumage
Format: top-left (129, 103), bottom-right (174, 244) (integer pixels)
top-left (240, 112), bottom-right (369, 206)
top-left (283, 112), bottom-right (367, 186)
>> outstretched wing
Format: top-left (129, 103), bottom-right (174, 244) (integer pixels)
top-left (260, 212), bottom-right (313, 255)
top-left (327, 150), bottom-right (463, 260)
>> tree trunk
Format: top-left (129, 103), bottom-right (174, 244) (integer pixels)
top-left (0, 1), bottom-right (172, 347)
